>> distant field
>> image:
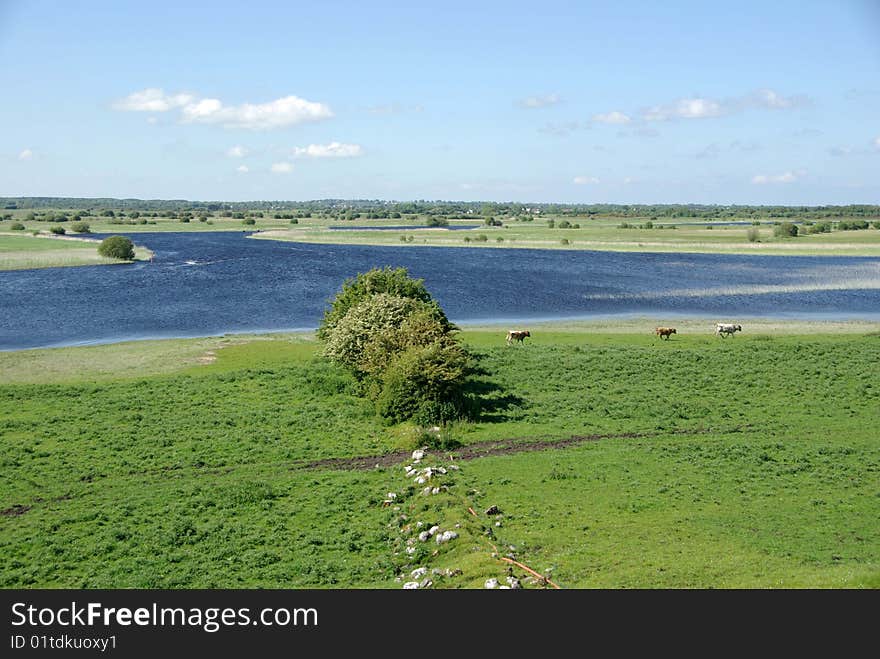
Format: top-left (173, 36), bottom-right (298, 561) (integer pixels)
top-left (254, 218), bottom-right (880, 256)
top-left (1, 328), bottom-right (877, 588)
top-left (0, 233), bottom-right (152, 270)
top-left (3, 211), bottom-right (879, 256)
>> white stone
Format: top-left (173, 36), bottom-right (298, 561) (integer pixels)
top-left (403, 582), bottom-right (420, 589)
top-left (422, 487), bottom-right (432, 496)
top-left (419, 578), bottom-right (433, 589)
top-left (437, 467), bottom-right (447, 474)
top-left (418, 531), bottom-right (430, 542)
top-left (405, 546), bottom-right (416, 555)
top-left (448, 464), bottom-right (460, 470)
top-left (431, 487), bottom-right (440, 495)
top-left (435, 530), bottom-right (458, 544)
top-left (412, 449), bottom-right (426, 461)
top-left (416, 477), bottom-right (427, 485)
top-left (428, 525), bottom-right (441, 536)
top-left (386, 492), bottom-right (397, 500)
top-left (484, 578), bottom-right (499, 589)
top-left (499, 586), bottom-right (511, 589)
top-left (411, 567), bottom-right (428, 579)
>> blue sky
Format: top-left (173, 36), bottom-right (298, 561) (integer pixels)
top-left (1, 0), bottom-right (878, 204)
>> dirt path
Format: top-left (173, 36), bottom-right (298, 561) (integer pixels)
top-left (295, 426), bottom-right (743, 472)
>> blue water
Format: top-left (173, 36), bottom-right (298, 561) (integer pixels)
top-left (1, 231), bottom-right (878, 350)
top-left (329, 224), bottom-right (480, 231)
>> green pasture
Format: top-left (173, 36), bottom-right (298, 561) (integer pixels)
top-left (0, 233), bottom-right (152, 270)
top-left (1, 328), bottom-right (877, 588)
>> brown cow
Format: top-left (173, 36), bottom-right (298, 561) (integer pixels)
top-left (655, 327), bottom-right (677, 340)
top-left (506, 330), bottom-right (531, 345)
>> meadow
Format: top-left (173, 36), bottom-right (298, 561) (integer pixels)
top-left (0, 233), bottom-right (152, 271)
top-left (1, 325), bottom-right (877, 588)
top-left (2, 208), bottom-right (880, 260)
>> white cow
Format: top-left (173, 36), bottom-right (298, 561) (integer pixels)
top-left (715, 323), bottom-right (742, 338)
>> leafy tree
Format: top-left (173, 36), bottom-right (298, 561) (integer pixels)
top-left (774, 222), bottom-right (798, 238)
top-left (318, 266), bottom-right (447, 341)
top-left (98, 235), bottom-right (135, 260)
top-left (50, 225), bottom-right (66, 235)
top-left (319, 268), bottom-right (472, 424)
top-left (71, 221), bottom-right (90, 233)
top-left (10, 222), bottom-right (25, 230)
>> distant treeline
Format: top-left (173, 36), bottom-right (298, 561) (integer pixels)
top-left (2, 197), bottom-right (879, 220)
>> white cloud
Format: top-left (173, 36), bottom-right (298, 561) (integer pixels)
top-left (291, 142), bottom-right (364, 158)
top-left (113, 88), bottom-right (195, 112)
top-left (751, 171), bottom-right (801, 184)
top-left (644, 97), bottom-right (724, 121)
top-left (181, 95), bottom-right (333, 130)
top-left (271, 162), bottom-right (293, 173)
top-left (640, 89), bottom-right (807, 122)
top-left (115, 89), bottom-right (333, 130)
top-left (573, 176), bottom-right (600, 185)
top-left (874, 136), bottom-right (880, 149)
top-left (236, 165), bottom-right (249, 173)
top-left (519, 93), bottom-right (562, 109)
top-left (146, 116), bottom-right (158, 125)
top-left (18, 148), bottom-right (33, 160)
top-left (751, 88), bottom-right (809, 109)
top-left (226, 145), bottom-right (248, 158)
top-left (592, 111), bottom-right (631, 125)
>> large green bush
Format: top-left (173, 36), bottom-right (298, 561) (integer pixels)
top-left (319, 267), bottom-right (472, 424)
top-left (98, 235), bottom-right (135, 260)
top-left (318, 266), bottom-right (448, 341)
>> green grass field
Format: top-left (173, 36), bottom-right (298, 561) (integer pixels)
top-left (1, 327), bottom-right (878, 588)
top-left (253, 217), bottom-right (880, 256)
top-left (3, 210), bottom-right (880, 257)
top-left (0, 233), bottom-right (153, 271)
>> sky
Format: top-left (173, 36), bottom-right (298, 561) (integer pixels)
top-left (1, 0), bottom-right (878, 204)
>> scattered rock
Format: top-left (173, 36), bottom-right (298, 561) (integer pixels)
top-left (418, 531), bottom-right (430, 542)
top-left (411, 567), bottom-right (428, 579)
top-left (419, 578), bottom-right (433, 589)
top-left (405, 547), bottom-right (416, 555)
top-left (485, 505), bottom-right (501, 516)
top-left (484, 578), bottom-right (499, 589)
top-left (495, 521), bottom-right (502, 527)
top-left (448, 464), bottom-right (460, 471)
top-left (506, 576), bottom-right (522, 589)
top-left (431, 487), bottom-right (440, 495)
top-left (412, 449), bottom-right (426, 461)
top-left (402, 581), bottom-right (420, 589)
top-left (428, 525), bottom-right (441, 537)
top-left (386, 492), bottom-right (397, 500)
top-left (435, 530), bottom-right (458, 544)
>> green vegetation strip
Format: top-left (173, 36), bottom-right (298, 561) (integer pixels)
top-left (1, 331), bottom-right (878, 587)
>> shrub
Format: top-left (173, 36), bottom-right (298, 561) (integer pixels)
top-left (320, 268), bottom-right (473, 424)
top-left (463, 236), bottom-right (472, 243)
top-left (560, 238), bottom-right (570, 245)
top-left (97, 235), bottom-right (135, 260)
top-left (242, 218), bottom-right (256, 225)
top-left (10, 222), bottom-right (25, 231)
top-left (774, 222), bottom-right (798, 238)
top-left (426, 216), bottom-right (449, 227)
top-left (557, 220), bottom-right (571, 229)
top-left (547, 219), bottom-right (555, 228)
top-left (318, 266), bottom-right (447, 341)
top-left (374, 342), bottom-right (471, 424)
top-left (289, 218), bottom-right (299, 224)
top-left (50, 225), bottom-right (66, 235)
top-left (179, 217), bottom-right (190, 223)
top-left (747, 227), bottom-right (760, 242)
top-left (71, 221), bottom-right (91, 233)
top-left (475, 234), bottom-right (488, 242)
top-left (643, 220), bottom-right (653, 229)
top-left (496, 237), bottom-right (504, 243)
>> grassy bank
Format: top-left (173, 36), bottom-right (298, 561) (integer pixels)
top-left (0, 233), bottom-right (153, 271)
top-left (2, 210), bottom-right (880, 256)
top-left (1, 327), bottom-right (877, 588)
top-left (252, 218), bottom-right (880, 257)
